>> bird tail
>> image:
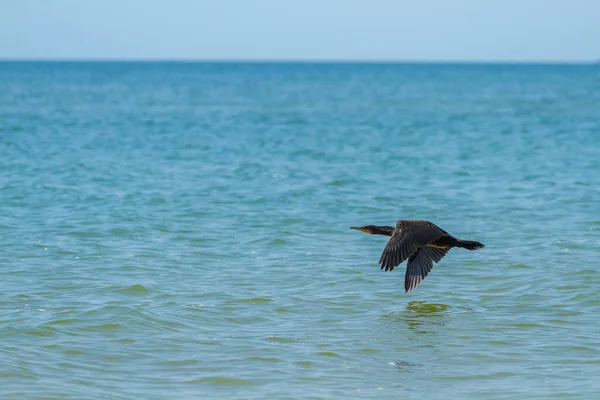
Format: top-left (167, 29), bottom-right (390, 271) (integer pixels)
top-left (455, 239), bottom-right (484, 250)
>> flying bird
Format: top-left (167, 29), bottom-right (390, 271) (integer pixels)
top-left (351, 220), bottom-right (484, 293)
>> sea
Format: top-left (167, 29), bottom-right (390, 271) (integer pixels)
top-left (1, 61), bottom-right (599, 399)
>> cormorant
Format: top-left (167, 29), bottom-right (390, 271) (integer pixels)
top-left (351, 220), bottom-right (484, 293)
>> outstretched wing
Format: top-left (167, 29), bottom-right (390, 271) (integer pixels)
top-left (404, 246), bottom-right (449, 293)
top-left (379, 220), bottom-right (449, 272)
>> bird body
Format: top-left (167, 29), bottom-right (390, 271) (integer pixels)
top-left (351, 220), bottom-right (484, 293)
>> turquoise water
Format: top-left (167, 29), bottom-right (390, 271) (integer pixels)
top-left (1, 62), bottom-right (600, 399)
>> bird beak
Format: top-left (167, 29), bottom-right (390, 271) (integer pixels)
top-left (350, 226), bottom-right (366, 232)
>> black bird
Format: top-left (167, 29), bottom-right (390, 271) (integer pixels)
top-left (351, 220), bottom-right (484, 293)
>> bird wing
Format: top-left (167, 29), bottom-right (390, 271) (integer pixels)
top-left (404, 246), bottom-right (449, 293)
top-left (379, 220), bottom-right (448, 272)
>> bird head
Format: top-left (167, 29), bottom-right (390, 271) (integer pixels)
top-left (350, 225), bottom-right (378, 234)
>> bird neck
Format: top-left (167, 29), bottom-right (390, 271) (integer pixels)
top-left (372, 226), bottom-right (395, 236)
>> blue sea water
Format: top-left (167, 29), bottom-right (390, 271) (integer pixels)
top-left (1, 62), bottom-right (600, 399)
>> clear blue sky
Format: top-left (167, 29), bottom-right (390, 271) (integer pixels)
top-left (1, 0), bottom-right (599, 61)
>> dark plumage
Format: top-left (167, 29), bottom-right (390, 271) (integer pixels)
top-left (351, 220), bottom-right (484, 293)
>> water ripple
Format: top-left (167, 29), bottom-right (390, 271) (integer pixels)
top-left (2, 62), bottom-right (600, 399)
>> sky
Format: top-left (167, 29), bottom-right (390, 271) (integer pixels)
top-left (0, 0), bottom-right (599, 62)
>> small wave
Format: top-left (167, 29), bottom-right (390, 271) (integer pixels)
top-left (117, 284), bottom-right (152, 295)
top-left (327, 179), bottom-right (345, 186)
top-left (186, 377), bottom-right (258, 386)
top-left (316, 351), bottom-right (339, 357)
top-left (247, 356), bottom-right (280, 363)
top-left (268, 238), bottom-right (288, 245)
top-left (227, 297), bottom-right (273, 304)
top-left (265, 336), bottom-right (296, 343)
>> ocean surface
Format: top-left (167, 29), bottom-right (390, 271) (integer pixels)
top-left (1, 62), bottom-right (599, 399)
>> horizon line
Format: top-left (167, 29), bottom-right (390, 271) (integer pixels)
top-left (0, 58), bottom-right (598, 65)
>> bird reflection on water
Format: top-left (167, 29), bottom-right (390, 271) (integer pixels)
top-left (382, 301), bottom-right (450, 335)
top-left (380, 301), bottom-right (451, 374)
top-left (406, 301), bottom-right (449, 314)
